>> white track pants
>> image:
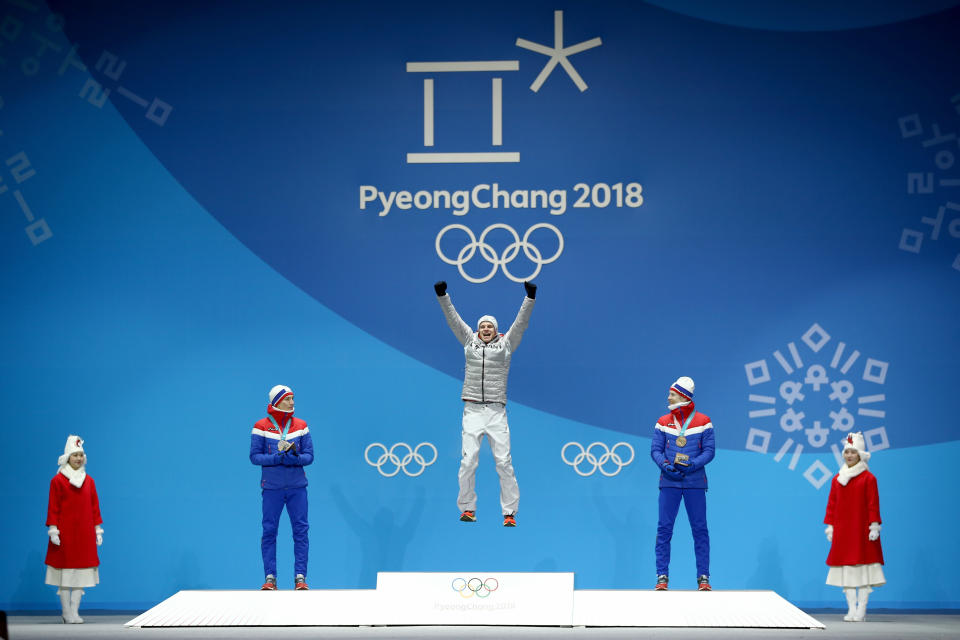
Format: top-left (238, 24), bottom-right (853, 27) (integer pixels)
top-left (457, 402), bottom-right (519, 515)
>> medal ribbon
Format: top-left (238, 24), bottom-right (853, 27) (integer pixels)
top-left (268, 414), bottom-right (292, 442)
top-left (674, 408), bottom-right (695, 440)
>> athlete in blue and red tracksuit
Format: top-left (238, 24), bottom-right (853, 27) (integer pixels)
top-left (250, 385), bottom-right (314, 590)
top-left (649, 376), bottom-right (715, 591)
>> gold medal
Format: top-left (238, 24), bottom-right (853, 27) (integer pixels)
top-left (676, 436), bottom-right (687, 447)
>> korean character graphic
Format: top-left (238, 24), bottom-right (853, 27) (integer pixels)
top-left (900, 202), bottom-right (960, 256)
top-left (6, 151), bottom-right (36, 184)
top-left (20, 12), bottom-right (65, 76)
top-left (21, 32), bottom-right (60, 76)
top-left (57, 42), bottom-right (86, 77)
top-left (907, 172), bottom-right (934, 194)
top-left (919, 123), bottom-right (958, 172)
top-left (79, 77), bottom-right (109, 108)
top-left (0, 15), bottom-right (24, 45)
top-left (11, 190), bottom-right (52, 246)
top-left (95, 50), bottom-right (125, 81)
top-left (898, 113), bottom-right (923, 139)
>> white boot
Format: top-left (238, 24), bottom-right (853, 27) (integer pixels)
top-left (69, 588), bottom-right (85, 624)
top-left (842, 588), bottom-right (857, 621)
top-left (59, 590), bottom-right (73, 623)
top-left (59, 590), bottom-right (80, 624)
top-left (853, 586), bottom-right (870, 622)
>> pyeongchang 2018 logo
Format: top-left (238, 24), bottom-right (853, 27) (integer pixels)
top-left (743, 323), bottom-right (890, 490)
top-left (358, 10), bottom-right (645, 283)
top-left (403, 9), bottom-right (601, 165)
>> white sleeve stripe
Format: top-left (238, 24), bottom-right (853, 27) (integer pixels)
top-left (685, 424), bottom-right (713, 435)
top-left (655, 423), bottom-right (713, 435)
top-left (252, 429), bottom-right (281, 441)
top-left (252, 427), bottom-right (309, 441)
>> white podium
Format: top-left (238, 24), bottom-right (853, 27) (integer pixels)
top-left (372, 571), bottom-right (574, 626)
top-left (573, 589), bottom-right (825, 628)
top-left (125, 573), bottom-right (823, 629)
top-left (124, 589), bottom-right (378, 627)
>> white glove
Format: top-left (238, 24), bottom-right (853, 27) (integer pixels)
top-left (96, 525), bottom-right (104, 546)
top-left (824, 525), bottom-right (833, 542)
top-left (868, 522), bottom-right (881, 541)
top-left (48, 525), bottom-right (61, 546)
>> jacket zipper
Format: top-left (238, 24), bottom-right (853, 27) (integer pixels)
top-left (481, 344), bottom-right (486, 402)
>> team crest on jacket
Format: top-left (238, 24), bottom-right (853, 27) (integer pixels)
top-left (472, 338), bottom-right (503, 351)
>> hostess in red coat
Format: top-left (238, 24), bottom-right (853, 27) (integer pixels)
top-left (824, 467), bottom-right (884, 567)
top-left (45, 471), bottom-right (103, 569)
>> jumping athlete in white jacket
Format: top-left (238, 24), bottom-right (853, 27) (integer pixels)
top-left (435, 280), bottom-right (536, 527)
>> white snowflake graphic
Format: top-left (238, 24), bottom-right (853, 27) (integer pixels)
top-left (743, 323), bottom-right (890, 490)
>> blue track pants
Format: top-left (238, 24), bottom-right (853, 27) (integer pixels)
top-left (655, 487), bottom-right (709, 577)
top-left (261, 487), bottom-right (309, 578)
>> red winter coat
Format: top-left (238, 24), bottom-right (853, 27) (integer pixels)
top-left (45, 472), bottom-right (102, 569)
top-left (824, 469), bottom-right (884, 567)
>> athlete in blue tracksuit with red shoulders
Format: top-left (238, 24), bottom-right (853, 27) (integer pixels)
top-left (649, 376), bottom-right (715, 592)
top-left (250, 385), bottom-right (314, 590)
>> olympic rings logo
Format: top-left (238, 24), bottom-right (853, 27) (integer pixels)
top-left (435, 223), bottom-right (564, 283)
top-left (451, 577), bottom-right (499, 599)
top-left (364, 442), bottom-right (438, 477)
top-left (561, 442), bottom-right (635, 477)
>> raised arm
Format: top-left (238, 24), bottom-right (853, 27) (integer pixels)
top-left (435, 281), bottom-right (473, 344)
top-left (504, 281), bottom-right (536, 350)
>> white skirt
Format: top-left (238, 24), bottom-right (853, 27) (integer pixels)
top-left (826, 563), bottom-right (885, 588)
top-left (45, 565), bottom-right (99, 592)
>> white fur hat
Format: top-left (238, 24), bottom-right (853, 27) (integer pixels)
top-left (477, 315), bottom-right (498, 332)
top-left (57, 435), bottom-right (85, 467)
top-left (269, 385), bottom-right (293, 407)
top-left (670, 376), bottom-right (695, 401)
top-left (841, 431), bottom-right (870, 462)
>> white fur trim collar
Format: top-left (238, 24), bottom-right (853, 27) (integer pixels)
top-left (837, 460), bottom-right (867, 486)
top-left (59, 464), bottom-right (86, 488)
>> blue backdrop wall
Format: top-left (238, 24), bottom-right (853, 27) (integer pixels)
top-left (1, 0), bottom-right (959, 610)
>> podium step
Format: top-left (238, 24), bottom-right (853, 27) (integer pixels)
top-left (374, 571), bottom-right (574, 626)
top-left (573, 589), bottom-right (824, 628)
top-left (124, 589), bottom-right (377, 627)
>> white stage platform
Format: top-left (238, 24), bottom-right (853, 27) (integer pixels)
top-left (573, 590), bottom-right (824, 628)
top-left (124, 589), bottom-right (379, 627)
top-left (125, 573), bottom-right (824, 629)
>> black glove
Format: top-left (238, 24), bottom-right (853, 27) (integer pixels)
top-left (434, 281), bottom-right (447, 296)
top-left (523, 281), bottom-right (537, 299)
